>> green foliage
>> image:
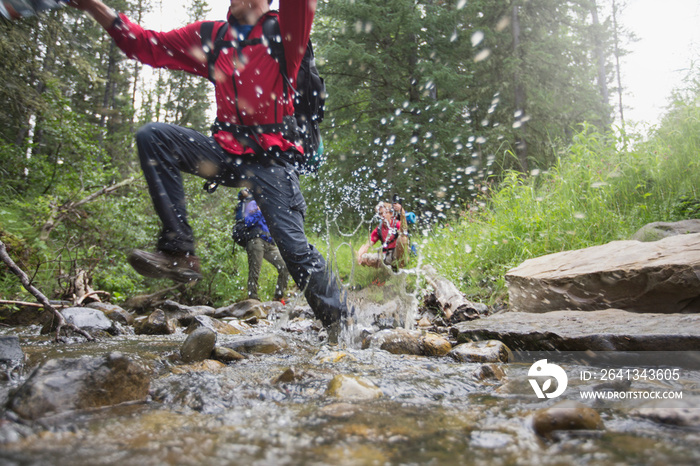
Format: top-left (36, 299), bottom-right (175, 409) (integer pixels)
top-left (309, 0), bottom-right (614, 232)
top-left (414, 100), bottom-right (700, 304)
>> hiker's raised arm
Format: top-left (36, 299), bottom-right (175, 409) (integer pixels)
top-left (68, 0), bottom-right (117, 30)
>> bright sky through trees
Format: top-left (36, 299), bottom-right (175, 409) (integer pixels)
top-left (146, 0), bottom-right (699, 127)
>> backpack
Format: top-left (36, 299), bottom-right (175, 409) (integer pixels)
top-left (200, 15), bottom-right (326, 174)
top-left (231, 197), bottom-right (263, 247)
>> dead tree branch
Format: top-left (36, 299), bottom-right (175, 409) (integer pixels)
top-left (422, 265), bottom-right (479, 322)
top-left (41, 177), bottom-right (136, 240)
top-left (0, 240), bottom-right (94, 342)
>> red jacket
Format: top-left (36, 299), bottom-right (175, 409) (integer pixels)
top-left (370, 220), bottom-right (401, 251)
top-left (107, 0), bottom-right (314, 156)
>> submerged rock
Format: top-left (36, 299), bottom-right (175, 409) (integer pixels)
top-left (362, 328), bottom-right (423, 355)
top-left (7, 352), bottom-right (150, 420)
top-left (0, 336), bottom-right (24, 380)
top-left (531, 400), bottom-right (604, 438)
top-left (170, 359), bottom-right (226, 374)
top-left (326, 374), bottom-right (383, 400)
top-left (0, 336), bottom-right (24, 365)
top-left (631, 398), bottom-right (700, 427)
top-left (506, 232), bottom-right (700, 314)
top-left (473, 364), bottom-right (507, 381)
top-left (220, 334), bottom-right (288, 354)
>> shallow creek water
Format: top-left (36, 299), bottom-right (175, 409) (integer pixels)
top-left (0, 282), bottom-right (699, 465)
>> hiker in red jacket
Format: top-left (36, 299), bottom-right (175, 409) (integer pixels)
top-left (68, 0), bottom-right (349, 338)
top-left (358, 202), bottom-right (402, 269)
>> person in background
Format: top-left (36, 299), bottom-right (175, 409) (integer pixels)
top-left (391, 194), bottom-right (416, 267)
top-left (357, 202), bottom-right (402, 269)
top-left (235, 188), bottom-right (289, 302)
top-left (67, 0), bottom-right (349, 338)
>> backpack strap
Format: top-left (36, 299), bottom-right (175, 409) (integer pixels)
top-left (200, 20), bottom-right (230, 84)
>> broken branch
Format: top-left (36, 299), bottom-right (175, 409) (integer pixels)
top-left (0, 240), bottom-right (94, 342)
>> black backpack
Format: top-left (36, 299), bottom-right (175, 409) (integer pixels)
top-left (200, 15), bottom-right (326, 173)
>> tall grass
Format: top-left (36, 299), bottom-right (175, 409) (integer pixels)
top-left (412, 98), bottom-right (700, 306)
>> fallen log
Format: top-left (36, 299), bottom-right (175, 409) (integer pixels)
top-left (422, 265), bottom-right (479, 321)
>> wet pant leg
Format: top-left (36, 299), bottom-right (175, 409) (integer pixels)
top-left (245, 237), bottom-right (266, 300)
top-left (262, 243), bottom-right (290, 300)
top-left (135, 122), bottom-right (235, 254)
top-left (238, 158), bottom-right (348, 328)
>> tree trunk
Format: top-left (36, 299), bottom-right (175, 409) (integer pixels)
top-left (612, 0), bottom-right (625, 127)
top-left (590, 0), bottom-right (611, 127)
top-left (512, 2), bottom-right (528, 172)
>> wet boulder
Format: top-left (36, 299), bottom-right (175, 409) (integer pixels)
top-left (421, 333), bottom-right (452, 356)
top-left (180, 327), bottom-right (217, 363)
top-left (473, 364), bottom-right (507, 381)
top-left (161, 300), bottom-right (216, 325)
top-left (185, 315), bottom-right (242, 335)
top-left (531, 400), bottom-right (604, 439)
top-left (211, 346), bottom-right (246, 363)
top-left (452, 309), bottom-right (700, 351)
top-left (7, 352), bottom-right (150, 421)
top-left (219, 334), bottom-right (288, 354)
top-left (449, 340), bottom-right (511, 363)
top-left (134, 309), bottom-right (177, 335)
top-left (326, 374), bottom-right (383, 400)
top-left (86, 302), bottom-right (135, 326)
top-left (631, 398), bottom-right (700, 427)
top-left (362, 328), bottom-right (423, 355)
top-left (506, 232), bottom-right (700, 314)
top-left (0, 336), bottom-right (24, 380)
top-left (41, 306), bottom-right (119, 336)
top-left (214, 299), bottom-right (268, 320)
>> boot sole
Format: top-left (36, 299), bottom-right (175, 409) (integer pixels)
top-left (128, 254), bottom-right (203, 283)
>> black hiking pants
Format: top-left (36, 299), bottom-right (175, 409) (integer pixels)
top-left (135, 122), bottom-right (346, 328)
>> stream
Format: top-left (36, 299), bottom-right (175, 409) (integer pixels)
top-left (0, 278), bottom-right (698, 465)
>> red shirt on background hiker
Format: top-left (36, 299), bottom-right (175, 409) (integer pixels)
top-left (358, 202), bottom-right (402, 269)
top-left (370, 216), bottom-right (401, 251)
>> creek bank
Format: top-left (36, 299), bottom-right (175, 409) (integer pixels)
top-left (506, 231), bottom-right (700, 314)
top-left (451, 309), bottom-right (700, 351)
top-left (1, 220), bottom-right (700, 454)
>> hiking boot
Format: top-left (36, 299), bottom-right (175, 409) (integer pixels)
top-left (128, 249), bottom-right (202, 283)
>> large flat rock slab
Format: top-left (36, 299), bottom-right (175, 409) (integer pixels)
top-left (452, 309), bottom-right (700, 351)
top-left (505, 233), bottom-right (700, 313)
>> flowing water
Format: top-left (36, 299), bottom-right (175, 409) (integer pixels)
top-left (0, 272), bottom-right (698, 465)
